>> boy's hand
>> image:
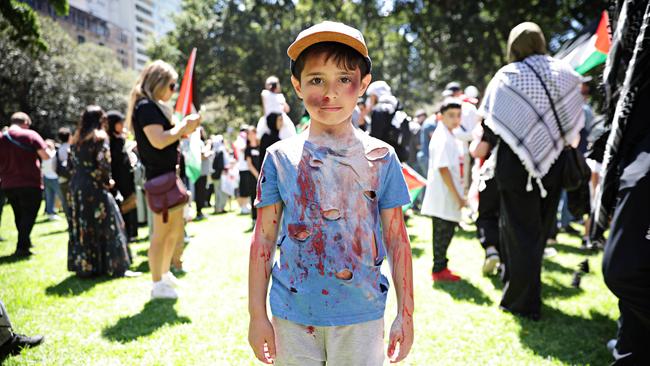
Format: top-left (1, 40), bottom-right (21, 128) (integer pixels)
top-left (387, 314), bottom-right (414, 363)
top-left (248, 315), bottom-right (276, 364)
top-left (457, 196), bottom-right (467, 209)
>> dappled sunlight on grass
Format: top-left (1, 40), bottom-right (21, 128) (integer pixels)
top-left (0, 206), bottom-right (618, 365)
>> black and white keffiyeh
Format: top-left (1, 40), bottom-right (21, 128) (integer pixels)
top-left (480, 54), bottom-right (585, 179)
top-left (592, 0), bottom-right (650, 238)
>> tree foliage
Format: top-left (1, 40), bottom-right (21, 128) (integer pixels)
top-left (0, 15), bottom-right (136, 138)
top-left (0, 0), bottom-right (68, 52)
top-left (154, 0), bottom-right (607, 136)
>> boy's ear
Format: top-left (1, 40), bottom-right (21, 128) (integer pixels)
top-left (291, 76), bottom-right (303, 100)
top-left (358, 73), bottom-right (372, 98)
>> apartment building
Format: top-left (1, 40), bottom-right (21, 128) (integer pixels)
top-left (25, 0), bottom-right (181, 70)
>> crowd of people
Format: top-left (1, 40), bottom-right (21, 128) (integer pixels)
top-left (0, 7), bottom-right (648, 365)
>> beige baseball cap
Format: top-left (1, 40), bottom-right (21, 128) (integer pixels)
top-left (287, 21), bottom-right (371, 75)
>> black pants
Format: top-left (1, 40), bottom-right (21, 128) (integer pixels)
top-left (0, 188), bottom-right (5, 233)
top-left (251, 179), bottom-right (257, 222)
top-left (602, 137), bottom-right (650, 365)
top-left (476, 177), bottom-right (500, 252)
top-left (4, 187), bottom-right (42, 253)
top-left (496, 144), bottom-right (562, 318)
top-left (122, 210), bottom-right (138, 240)
top-left (432, 216), bottom-right (457, 273)
top-left (195, 175), bottom-right (209, 215)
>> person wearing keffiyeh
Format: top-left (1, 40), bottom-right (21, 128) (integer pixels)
top-left (591, 1), bottom-right (650, 364)
top-left (478, 22), bottom-right (584, 320)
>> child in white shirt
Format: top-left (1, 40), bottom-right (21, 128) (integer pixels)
top-left (421, 98), bottom-right (465, 282)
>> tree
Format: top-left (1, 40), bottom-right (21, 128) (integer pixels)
top-left (394, 0), bottom-right (608, 92)
top-left (153, 0), bottom-right (608, 135)
top-left (0, 14), bottom-right (135, 138)
top-left (0, 0), bottom-right (68, 52)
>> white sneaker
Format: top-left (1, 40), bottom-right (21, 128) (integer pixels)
top-left (543, 247), bottom-right (558, 258)
top-left (162, 272), bottom-right (181, 288)
top-left (151, 281), bottom-right (178, 299)
top-left (47, 214), bottom-right (61, 221)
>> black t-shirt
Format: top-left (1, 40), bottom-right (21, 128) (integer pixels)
top-left (132, 98), bottom-right (178, 180)
top-left (245, 145), bottom-right (261, 172)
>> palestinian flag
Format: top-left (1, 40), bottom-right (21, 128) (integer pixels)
top-left (557, 11), bottom-right (611, 75)
top-left (174, 48), bottom-right (202, 184)
top-left (401, 163), bottom-right (426, 212)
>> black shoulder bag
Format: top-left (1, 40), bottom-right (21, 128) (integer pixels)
top-left (523, 61), bottom-right (590, 191)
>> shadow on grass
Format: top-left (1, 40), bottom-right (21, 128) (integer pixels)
top-left (514, 305), bottom-right (616, 364)
top-left (454, 225), bottom-right (477, 241)
top-left (543, 278), bottom-right (584, 299)
top-left (553, 242), bottom-right (591, 256)
top-left (42, 228), bottom-right (68, 236)
top-left (411, 247), bottom-right (425, 258)
top-left (134, 260), bottom-right (150, 273)
top-left (433, 278), bottom-right (493, 305)
top-left (0, 254), bottom-right (31, 266)
top-left (542, 259), bottom-right (574, 274)
top-left (45, 275), bottom-right (111, 296)
top-left (102, 299), bottom-right (191, 343)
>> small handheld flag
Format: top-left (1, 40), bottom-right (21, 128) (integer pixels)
top-left (174, 48), bottom-right (202, 184)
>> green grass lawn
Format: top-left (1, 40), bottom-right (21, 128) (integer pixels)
top-left (0, 204), bottom-right (618, 365)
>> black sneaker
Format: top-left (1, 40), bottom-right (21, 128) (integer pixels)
top-left (0, 333), bottom-right (44, 361)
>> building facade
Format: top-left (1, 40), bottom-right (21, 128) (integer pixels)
top-left (25, 0), bottom-right (181, 70)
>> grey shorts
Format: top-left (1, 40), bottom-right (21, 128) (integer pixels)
top-left (272, 317), bottom-right (385, 366)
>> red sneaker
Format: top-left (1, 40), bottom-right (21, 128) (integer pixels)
top-left (431, 268), bottom-right (461, 282)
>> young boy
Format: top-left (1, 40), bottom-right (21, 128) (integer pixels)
top-left (248, 21), bottom-right (414, 365)
top-left (421, 98), bottom-right (465, 282)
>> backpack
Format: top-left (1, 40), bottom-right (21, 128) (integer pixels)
top-left (55, 146), bottom-right (71, 179)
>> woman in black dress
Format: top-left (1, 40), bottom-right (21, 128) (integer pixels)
top-left (107, 110), bottom-right (138, 242)
top-left (67, 106), bottom-right (131, 277)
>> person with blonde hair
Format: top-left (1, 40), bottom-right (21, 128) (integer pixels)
top-left (127, 60), bottom-right (201, 299)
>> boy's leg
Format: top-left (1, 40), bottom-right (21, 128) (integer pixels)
top-left (325, 318), bottom-right (384, 366)
top-left (272, 317), bottom-right (325, 366)
top-left (432, 217), bottom-right (457, 273)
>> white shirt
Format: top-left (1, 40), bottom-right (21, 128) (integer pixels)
top-left (261, 89), bottom-right (287, 116)
top-left (452, 101), bottom-right (479, 142)
top-left (421, 125), bottom-right (464, 222)
top-left (256, 114), bottom-right (297, 141)
top-left (234, 136), bottom-right (249, 171)
top-left (41, 149), bottom-right (58, 179)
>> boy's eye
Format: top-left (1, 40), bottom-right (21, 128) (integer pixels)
top-left (309, 77), bottom-right (323, 85)
top-left (340, 77), bottom-right (352, 83)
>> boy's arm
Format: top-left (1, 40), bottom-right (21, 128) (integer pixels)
top-left (248, 202), bottom-right (283, 364)
top-left (381, 207), bottom-right (414, 363)
top-left (439, 167), bottom-right (466, 208)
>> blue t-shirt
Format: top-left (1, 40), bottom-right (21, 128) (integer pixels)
top-left (255, 130), bottom-right (410, 326)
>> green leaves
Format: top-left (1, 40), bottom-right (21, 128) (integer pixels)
top-left (0, 0), bottom-right (69, 53)
top-left (0, 15), bottom-right (134, 138)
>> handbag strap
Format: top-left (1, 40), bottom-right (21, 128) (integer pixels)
top-left (2, 131), bottom-right (37, 152)
top-left (522, 60), bottom-right (567, 144)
